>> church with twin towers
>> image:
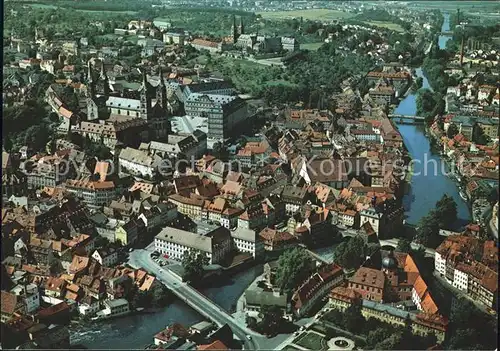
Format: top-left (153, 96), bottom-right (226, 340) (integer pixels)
top-left (85, 60), bottom-right (172, 140)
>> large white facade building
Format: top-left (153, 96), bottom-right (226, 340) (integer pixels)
top-left (154, 226), bottom-right (232, 264)
top-left (230, 227), bottom-right (263, 258)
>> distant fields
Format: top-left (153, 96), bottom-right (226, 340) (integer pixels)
top-left (363, 21), bottom-right (405, 32)
top-left (29, 3), bottom-right (137, 14)
top-left (300, 42), bottom-right (325, 51)
top-left (256, 9), bottom-right (354, 21)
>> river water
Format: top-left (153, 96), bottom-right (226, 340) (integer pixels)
top-left (393, 12), bottom-right (470, 227)
top-left (70, 12), bottom-right (469, 349)
top-left (438, 12), bottom-right (452, 50)
top-left (70, 265), bottom-right (263, 349)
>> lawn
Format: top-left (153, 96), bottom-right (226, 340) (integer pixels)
top-left (363, 21), bottom-right (404, 32)
top-left (257, 9), bottom-right (354, 21)
top-left (74, 9), bottom-right (137, 14)
top-left (300, 42), bottom-right (325, 51)
top-left (293, 331), bottom-right (328, 351)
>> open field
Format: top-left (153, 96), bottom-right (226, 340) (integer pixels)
top-left (257, 9), bottom-right (354, 21)
top-left (29, 4), bottom-right (137, 14)
top-left (300, 42), bottom-right (325, 51)
top-left (363, 21), bottom-right (404, 32)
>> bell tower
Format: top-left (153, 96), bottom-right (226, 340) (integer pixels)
top-left (87, 61), bottom-right (96, 99)
top-left (140, 69), bottom-right (152, 120)
top-left (156, 68), bottom-right (167, 109)
top-left (231, 14), bottom-right (239, 42)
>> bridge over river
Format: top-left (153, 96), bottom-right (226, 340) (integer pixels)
top-left (388, 114), bottom-right (425, 123)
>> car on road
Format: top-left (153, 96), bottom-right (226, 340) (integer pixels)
top-left (129, 248), bottom-right (134, 252)
top-left (246, 335), bottom-right (252, 340)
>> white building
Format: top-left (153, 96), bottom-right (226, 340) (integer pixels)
top-left (230, 228), bottom-right (263, 258)
top-left (95, 299), bottom-right (130, 319)
top-left (154, 226), bottom-right (232, 264)
top-left (138, 202), bottom-right (178, 232)
top-left (106, 96), bottom-right (141, 118)
top-left (91, 248), bottom-right (119, 267)
top-left (360, 208), bottom-right (382, 235)
top-left (65, 179), bottom-right (116, 208)
top-left (339, 210), bottom-right (357, 227)
top-left (78, 296), bottom-right (100, 316)
top-left (163, 32), bottom-right (185, 46)
top-left (434, 252), bottom-right (447, 278)
top-left (453, 266), bottom-right (469, 292)
top-left (10, 284), bottom-right (40, 314)
top-left (145, 131), bottom-right (207, 160)
top-left (119, 147), bottom-right (162, 178)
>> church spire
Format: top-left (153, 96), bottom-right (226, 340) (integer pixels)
top-left (239, 16), bottom-right (244, 35)
top-left (140, 68), bottom-right (151, 120)
top-left (87, 61), bottom-right (94, 83)
top-left (87, 61), bottom-right (96, 98)
top-left (231, 14), bottom-right (238, 41)
top-left (156, 67), bottom-right (167, 110)
top-left (158, 67), bottom-right (165, 87)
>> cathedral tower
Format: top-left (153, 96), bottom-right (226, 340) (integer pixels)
top-left (140, 69), bottom-right (152, 120)
top-left (156, 68), bottom-right (167, 109)
top-left (238, 17), bottom-right (244, 35)
top-left (231, 14), bottom-right (239, 42)
top-left (87, 61), bottom-right (96, 98)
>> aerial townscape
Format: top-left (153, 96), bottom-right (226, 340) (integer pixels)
top-left (1, 0), bottom-right (499, 350)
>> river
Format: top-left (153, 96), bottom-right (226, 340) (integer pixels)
top-left (438, 12), bottom-right (452, 50)
top-left (70, 265), bottom-right (263, 349)
top-left (393, 12), bottom-right (470, 227)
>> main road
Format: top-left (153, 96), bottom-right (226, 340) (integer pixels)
top-left (129, 249), bottom-right (262, 350)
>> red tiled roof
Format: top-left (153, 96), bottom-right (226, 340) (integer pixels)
top-left (198, 340), bottom-right (229, 350)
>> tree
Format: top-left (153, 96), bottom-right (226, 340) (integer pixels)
top-left (472, 126), bottom-right (489, 145)
top-left (396, 237), bottom-right (412, 253)
top-left (212, 142), bottom-right (229, 161)
top-left (367, 327), bottom-right (393, 348)
top-left (446, 297), bottom-right (497, 350)
top-left (3, 135), bottom-right (13, 153)
top-left (256, 305), bottom-right (283, 336)
top-left (447, 123), bottom-right (459, 139)
top-left (130, 288), bottom-right (151, 309)
top-left (374, 332), bottom-right (403, 350)
top-left (151, 284), bottom-right (171, 307)
top-left (435, 194), bottom-right (457, 229)
top-left (181, 249), bottom-right (209, 282)
top-left (333, 236), bottom-right (366, 269)
top-left (342, 303), bottom-right (365, 333)
top-left (275, 248), bottom-right (313, 293)
top-left (415, 211), bottom-right (440, 248)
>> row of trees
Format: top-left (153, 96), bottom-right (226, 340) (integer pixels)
top-left (181, 249), bottom-right (209, 283)
top-left (415, 195), bottom-right (458, 248)
top-left (416, 88), bottom-right (445, 124)
top-left (445, 297), bottom-right (498, 350)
